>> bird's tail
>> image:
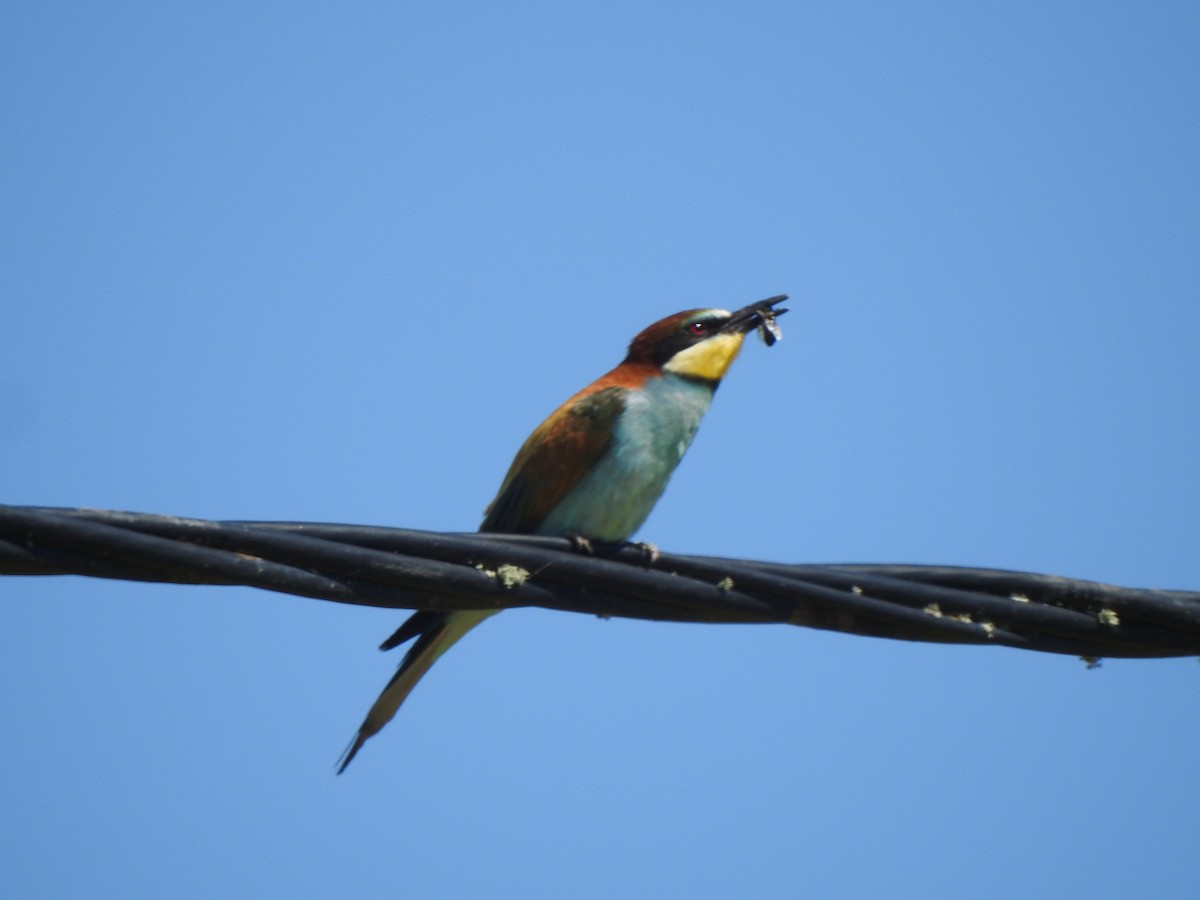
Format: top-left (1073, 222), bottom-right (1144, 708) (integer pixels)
top-left (336, 608), bottom-right (498, 773)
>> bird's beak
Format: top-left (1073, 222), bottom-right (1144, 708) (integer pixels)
top-left (722, 294), bottom-right (790, 339)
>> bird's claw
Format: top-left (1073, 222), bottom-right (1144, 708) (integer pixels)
top-left (630, 541), bottom-right (660, 565)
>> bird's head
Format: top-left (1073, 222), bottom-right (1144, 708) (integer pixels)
top-left (624, 294), bottom-right (789, 383)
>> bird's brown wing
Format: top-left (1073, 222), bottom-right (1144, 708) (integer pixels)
top-left (479, 385), bottom-right (627, 534)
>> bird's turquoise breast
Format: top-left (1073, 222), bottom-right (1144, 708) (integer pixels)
top-left (538, 374), bottom-right (715, 541)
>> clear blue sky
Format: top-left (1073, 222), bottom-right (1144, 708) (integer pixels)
top-left (3, 3), bottom-right (1198, 897)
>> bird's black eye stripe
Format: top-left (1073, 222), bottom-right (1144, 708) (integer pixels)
top-left (644, 314), bottom-right (729, 365)
top-left (684, 314), bottom-right (728, 338)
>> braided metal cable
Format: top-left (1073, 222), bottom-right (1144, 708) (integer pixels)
top-left (2, 504), bottom-right (1196, 660)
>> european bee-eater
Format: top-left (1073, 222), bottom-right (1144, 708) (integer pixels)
top-left (337, 295), bottom-right (788, 771)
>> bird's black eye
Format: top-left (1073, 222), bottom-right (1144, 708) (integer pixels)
top-left (688, 321), bottom-right (708, 336)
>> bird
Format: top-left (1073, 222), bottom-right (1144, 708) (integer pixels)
top-left (336, 294), bottom-right (789, 772)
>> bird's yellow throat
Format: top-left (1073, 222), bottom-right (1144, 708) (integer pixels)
top-left (662, 332), bottom-right (746, 382)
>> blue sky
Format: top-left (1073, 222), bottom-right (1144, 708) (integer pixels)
top-left (2, 2), bottom-right (1198, 897)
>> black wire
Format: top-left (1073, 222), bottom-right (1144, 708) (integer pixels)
top-left (2, 504), bottom-right (1197, 659)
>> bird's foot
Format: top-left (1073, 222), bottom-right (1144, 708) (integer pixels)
top-left (629, 541), bottom-right (660, 566)
top-left (568, 535), bottom-right (594, 555)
